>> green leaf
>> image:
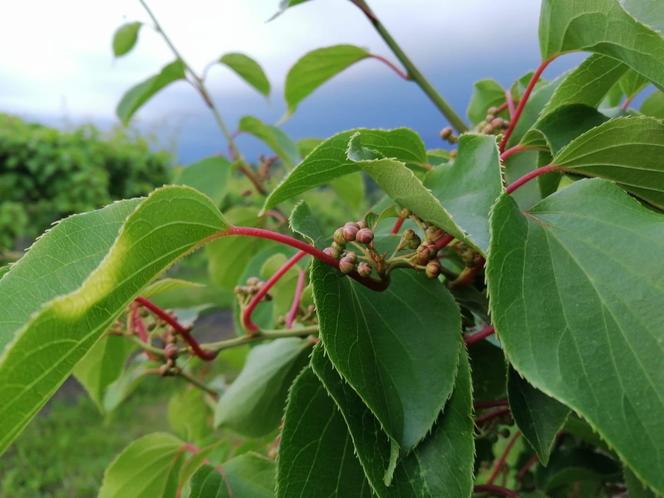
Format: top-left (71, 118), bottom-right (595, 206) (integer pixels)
top-left (0, 186), bottom-right (229, 454)
top-left (73, 332), bottom-right (134, 412)
top-left (539, 0), bottom-right (664, 89)
top-left (288, 201), bottom-right (325, 247)
top-left (624, 468), bottom-right (660, 498)
top-left (112, 22), bottom-right (142, 57)
top-left (311, 346), bottom-right (475, 498)
top-left (141, 278), bottom-right (205, 299)
top-left (218, 53), bottom-right (270, 96)
top-left (619, 0), bottom-right (664, 35)
top-left (116, 60), bottom-right (186, 125)
top-left (269, 0), bottom-right (312, 21)
top-left (168, 388), bottom-right (213, 443)
top-left (263, 128), bottom-right (427, 211)
top-left (536, 447), bottom-right (621, 492)
top-left (189, 454), bottom-right (275, 498)
top-left (470, 341), bottom-right (506, 401)
top-left (173, 156), bottom-right (232, 206)
top-left (640, 91), bottom-right (664, 119)
top-left (541, 54), bottom-right (628, 117)
top-left (467, 79), bottom-right (507, 124)
top-left (214, 338), bottom-right (311, 438)
top-left (507, 75), bottom-right (562, 147)
top-left (553, 116), bottom-right (664, 208)
top-left (285, 45), bottom-right (370, 114)
top-left (487, 178), bottom-right (664, 493)
top-left (311, 262), bottom-right (461, 451)
top-left (99, 432), bottom-right (185, 498)
top-left (507, 368), bottom-right (570, 465)
top-left (238, 116), bottom-right (300, 167)
top-left (618, 69), bottom-right (649, 99)
top-left (425, 134), bottom-right (503, 253)
top-left (103, 357), bottom-right (155, 413)
top-left (277, 367), bottom-right (373, 498)
top-left (330, 173), bottom-right (365, 212)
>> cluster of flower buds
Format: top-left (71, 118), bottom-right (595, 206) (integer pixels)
top-left (411, 225), bottom-right (449, 278)
top-left (323, 221), bottom-right (377, 276)
top-left (478, 106), bottom-right (510, 135)
top-left (439, 126), bottom-right (458, 144)
top-left (452, 241), bottom-right (483, 267)
top-left (234, 277), bottom-right (271, 303)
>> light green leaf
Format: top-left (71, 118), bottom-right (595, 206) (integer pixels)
top-left (103, 357), bottom-right (155, 413)
top-left (116, 60), bottom-right (186, 125)
top-left (218, 53), bottom-right (270, 96)
top-left (269, 0), bottom-right (312, 21)
top-left (311, 346), bottom-right (474, 498)
top-left (640, 91), bottom-right (664, 119)
top-left (425, 134), bottom-right (503, 253)
top-left (285, 44), bottom-right (370, 114)
top-left (311, 262), bottom-right (461, 451)
top-left (487, 178), bottom-right (664, 493)
top-left (141, 278), bottom-right (205, 299)
top-left (168, 388), bottom-right (213, 443)
top-left (508, 368), bottom-right (570, 465)
top-left (189, 454), bottom-right (275, 498)
top-left (173, 156), bottom-right (232, 206)
top-left (214, 338), bottom-right (311, 438)
top-left (288, 201), bottom-right (325, 247)
top-left (99, 432), bottom-right (185, 498)
top-left (539, 0), bottom-right (664, 89)
top-left (624, 468), bottom-right (660, 498)
top-left (553, 116), bottom-right (664, 208)
top-left (112, 22), bottom-right (142, 57)
top-left (618, 69), bottom-right (649, 99)
top-left (467, 79), bottom-right (506, 124)
top-left (619, 0), bottom-right (664, 35)
top-left (277, 367), bottom-right (373, 498)
top-left (263, 128), bottom-right (427, 211)
top-left (0, 186), bottom-right (229, 454)
top-left (238, 116), bottom-right (300, 167)
top-left (330, 173), bottom-right (365, 212)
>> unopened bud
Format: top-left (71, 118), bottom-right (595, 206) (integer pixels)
top-left (449, 149), bottom-right (458, 158)
top-left (357, 262), bottom-right (372, 277)
top-left (426, 226), bottom-right (445, 242)
top-left (356, 228), bottom-right (374, 244)
top-left (164, 343), bottom-right (178, 359)
top-left (339, 257), bottom-right (355, 274)
top-left (425, 260), bottom-right (441, 279)
top-left (482, 124), bottom-right (494, 134)
top-left (487, 106), bottom-right (498, 115)
top-left (333, 228), bottom-right (346, 246)
top-left (490, 117), bottom-right (505, 128)
top-left (343, 251), bottom-right (357, 263)
top-left (357, 220), bottom-right (368, 229)
top-left (342, 224), bottom-right (359, 241)
top-left (439, 127), bottom-right (453, 140)
top-left (485, 114), bottom-right (496, 122)
top-left (403, 228), bottom-right (421, 249)
top-left (247, 277), bottom-right (260, 286)
top-left (323, 246), bottom-right (340, 259)
top-left (416, 243), bottom-right (436, 264)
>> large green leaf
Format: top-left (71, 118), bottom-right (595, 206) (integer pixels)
top-left (619, 0), bottom-right (664, 35)
top-left (0, 186), bottom-right (229, 454)
top-left (112, 22), bottom-right (142, 57)
top-left (425, 134), bottom-right (503, 253)
top-left (214, 338), bottom-right (311, 437)
top-left (311, 262), bottom-right (461, 451)
top-left (467, 79), bottom-right (506, 125)
top-left (173, 156), bottom-right (232, 206)
top-left (99, 432), bottom-right (185, 498)
top-left (640, 91), bottom-right (664, 119)
top-left (277, 367), bottom-right (373, 498)
top-left (508, 368), bottom-right (570, 465)
top-left (168, 388), bottom-right (212, 443)
top-left (311, 346), bottom-right (474, 498)
top-left (539, 0), bottom-right (664, 89)
top-left (238, 116), bottom-right (300, 167)
top-left (116, 60), bottom-right (186, 125)
top-left (218, 53), bottom-right (270, 96)
top-left (263, 128), bottom-right (427, 211)
top-left (624, 468), bottom-right (659, 498)
top-left (552, 116), bottom-right (664, 208)
top-left (487, 178), bottom-right (664, 493)
top-left (189, 454), bottom-right (275, 498)
top-left (507, 74), bottom-right (562, 147)
top-left (285, 44), bottom-right (370, 114)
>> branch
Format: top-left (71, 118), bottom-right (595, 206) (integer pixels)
top-left (201, 326), bottom-right (319, 353)
top-left (486, 431), bottom-right (522, 485)
top-left (505, 164), bottom-right (559, 194)
top-left (368, 53), bottom-right (410, 80)
top-left (464, 325), bottom-right (495, 346)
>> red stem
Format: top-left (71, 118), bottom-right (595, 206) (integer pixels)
top-left (465, 324), bottom-right (495, 346)
top-left (517, 452), bottom-right (539, 482)
top-left (476, 407), bottom-right (511, 425)
top-left (474, 399), bottom-right (508, 410)
top-left (622, 96), bottom-right (634, 111)
top-left (506, 164), bottom-right (559, 194)
top-left (499, 57), bottom-right (555, 152)
top-left (242, 251), bottom-right (307, 334)
top-left (494, 102), bottom-right (509, 114)
top-left (473, 484), bottom-right (518, 498)
top-left (369, 53), bottom-right (410, 80)
top-left (504, 90), bottom-right (516, 119)
top-left (433, 233), bottom-right (455, 251)
top-left (135, 296), bottom-right (217, 361)
top-left (391, 215), bottom-right (406, 234)
top-left (265, 209), bottom-right (288, 225)
top-left (130, 303), bottom-right (158, 360)
top-left (286, 268), bottom-right (307, 328)
top-left (487, 432), bottom-right (522, 485)
top-left (500, 144), bottom-right (530, 163)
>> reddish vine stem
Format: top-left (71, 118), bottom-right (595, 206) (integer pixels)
top-left (499, 57), bottom-right (556, 152)
top-left (474, 399), bottom-right (508, 410)
top-left (476, 407), bottom-right (511, 425)
top-left (504, 90), bottom-right (516, 119)
top-left (473, 484), bottom-right (518, 498)
top-left (487, 432), bottom-right (522, 485)
top-left (130, 303), bottom-right (157, 360)
top-left (433, 233), bottom-right (455, 251)
top-left (391, 215), bottom-right (406, 234)
top-left (517, 452), bottom-right (540, 482)
top-left (622, 96), bottom-right (634, 111)
top-left (369, 53), bottom-right (410, 80)
top-left (243, 251), bottom-right (307, 334)
top-left (500, 144), bottom-right (531, 163)
top-left (450, 257), bottom-right (485, 289)
top-left (465, 325), bottom-right (495, 346)
top-left (286, 269), bottom-right (307, 328)
top-left (134, 296), bottom-right (217, 361)
top-left (506, 164), bottom-right (560, 194)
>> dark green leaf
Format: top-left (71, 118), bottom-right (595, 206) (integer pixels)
top-left (311, 262), bottom-right (461, 450)
top-left (112, 22), bottom-right (142, 57)
top-left (218, 53), bottom-right (270, 96)
top-left (285, 45), bottom-right (370, 114)
top-left (238, 116), bottom-right (300, 167)
top-left (174, 156), bottom-right (232, 206)
top-left (288, 201), bottom-right (325, 246)
top-left (536, 447), bottom-right (621, 492)
top-left (116, 60), bottom-right (186, 125)
top-left (470, 341), bottom-right (507, 401)
top-left (487, 178), bottom-right (664, 493)
top-left (189, 454), bottom-right (275, 498)
top-left (624, 468), bottom-right (660, 498)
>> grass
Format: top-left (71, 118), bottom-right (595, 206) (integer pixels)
top-left (0, 378), bottom-right (172, 498)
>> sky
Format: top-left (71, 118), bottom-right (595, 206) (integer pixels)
top-left (0, 0), bottom-right (578, 163)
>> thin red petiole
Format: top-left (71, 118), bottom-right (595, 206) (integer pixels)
top-left (504, 90), bottom-right (516, 119)
top-left (130, 303), bottom-right (157, 360)
top-left (286, 268), bottom-right (307, 328)
top-left (499, 57), bottom-right (556, 152)
top-left (506, 164), bottom-right (560, 194)
top-left (391, 215), bottom-right (406, 234)
top-left (135, 296), bottom-right (217, 361)
top-left (242, 251), bottom-right (306, 334)
top-left (474, 399), bottom-right (508, 410)
top-left (369, 53), bottom-right (410, 80)
top-left (487, 432), bottom-right (522, 485)
top-left (500, 144), bottom-right (531, 163)
top-left (517, 452), bottom-right (540, 482)
top-left (465, 324), bottom-right (495, 346)
top-left (433, 233), bottom-right (455, 251)
top-left (476, 407), bottom-right (511, 425)
top-left (473, 484), bottom-right (518, 498)
top-left (622, 96), bottom-right (634, 111)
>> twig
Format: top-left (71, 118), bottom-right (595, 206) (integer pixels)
top-left (286, 269), bottom-right (307, 328)
top-left (464, 325), bottom-right (495, 346)
top-left (473, 484), bottom-right (518, 497)
top-left (487, 432), bottom-right (522, 485)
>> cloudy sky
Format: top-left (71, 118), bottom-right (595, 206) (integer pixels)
top-left (1, 0), bottom-right (574, 162)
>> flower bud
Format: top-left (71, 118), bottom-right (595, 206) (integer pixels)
top-left (246, 277), bottom-right (260, 286)
top-left (323, 246), bottom-right (340, 259)
top-left (403, 228), bottom-right (421, 249)
top-left (490, 117), bottom-right (505, 128)
top-left (357, 220), bottom-right (368, 229)
top-left (342, 224), bottom-right (359, 241)
top-left (164, 343), bottom-right (178, 359)
top-left (485, 114), bottom-right (496, 122)
top-left (487, 106), bottom-right (498, 115)
top-left (339, 257), bottom-right (355, 274)
top-left (356, 228), bottom-right (374, 244)
top-left (357, 262), bottom-right (372, 277)
top-left (415, 243), bottom-right (436, 264)
top-left (425, 260), bottom-right (441, 279)
top-left (343, 251), bottom-right (357, 263)
top-left (333, 228), bottom-right (346, 246)
top-left (426, 226), bottom-right (445, 242)
top-left (449, 149), bottom-right (458, 159)
top-left (439, 127), bottom-right (453, 140)
top-left (482, 124), bottom-right (494, 134)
